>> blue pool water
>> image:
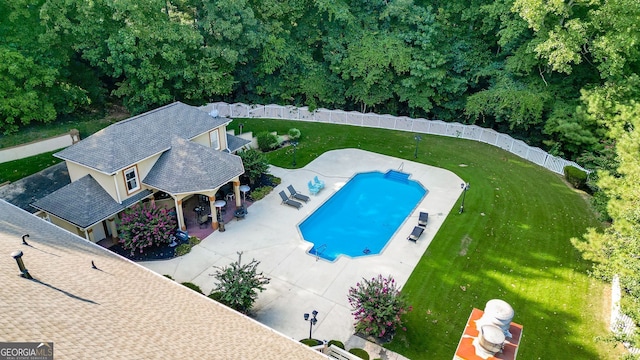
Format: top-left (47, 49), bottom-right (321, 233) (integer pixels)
top-left (299, 170), bottom-right (427, 261)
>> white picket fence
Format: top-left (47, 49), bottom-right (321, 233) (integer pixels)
top-left (204, 103), bottom-right (588, 176)
top-left (611, 275), bottom-right (640, 354)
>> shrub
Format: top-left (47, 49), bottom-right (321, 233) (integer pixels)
top-left (300, 339), bottom-right (322, 346)
top-left (118, 201), bottom-right (177, 256)
top-left (188, 236), bottom-right (201, 246)
top-left (239, 148), bottom-right (269, 185)
top-left (564, 166), bottom-right (588, 189)
top-left (208, 291), bottom-right (223, 302)
top-left (328, 340), bottom-right (345, 349)
top-left (348, 348), bottom-right (370, 360)
top-left (288, 128), bottom-right (301, 141)
top-left (250, 186), bottom-right (273, 200)
top-left (257, 131), bottom-right (279, 151)
top-left (267, 174), bottom-right (282, 186)
top-left (174, 243), bottom-right (191, 256)
top-left (348, 274), bottom-right (412, 339)
top-left (209, 252), bottom-right (270, 314)
top-left (163, 274), bottom-right (174, 280)
top-left (181, 282), bottom-right (203, 294)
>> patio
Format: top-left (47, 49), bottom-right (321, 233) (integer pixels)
top-left (140, 149), bottom-right (463, 344)
top-left (181, 193), bottom-right (255, 240)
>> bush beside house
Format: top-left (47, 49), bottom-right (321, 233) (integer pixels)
top-left (117, 201), bottom-right (177, 256)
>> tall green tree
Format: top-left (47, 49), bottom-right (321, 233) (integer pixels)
top-left (0, 0), bottom-right (89, 134)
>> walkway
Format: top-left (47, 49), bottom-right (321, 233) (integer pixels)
top-left (140, 149), bottom-right (463, 351)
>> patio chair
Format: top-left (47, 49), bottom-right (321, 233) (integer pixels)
top-left (287, 185), bottom-right (310, 203)
top-left (308, 180), bottom-right (320, 195)
top-left (418, 212), bottom-right (429, 227)
top-left (407, 226), bottom-right (424, 242)
top-left (314, 176), bottom-right (325, 189)
top-left (278, 191), bottom-right (303, 209)
top-left (198, 213), bottom-right (210, 228)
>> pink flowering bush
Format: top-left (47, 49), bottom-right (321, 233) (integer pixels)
top-left (118, 201), bottom-right (177, 256)
top-left (347, 274), bottom-right (412, 339)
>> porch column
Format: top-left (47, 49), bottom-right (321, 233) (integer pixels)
top-left (210, 195), bottom-right (219, 230)
top-left (175, 198), bottom-right (186, 231)
top-left (107, 217), bottom-right (118, 239)
top-left (233, 180), bottom-right (242, 207)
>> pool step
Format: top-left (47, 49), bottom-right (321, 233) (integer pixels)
top-left (385, 170), bottom-right (410, 182)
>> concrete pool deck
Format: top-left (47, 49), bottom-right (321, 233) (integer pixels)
top-left (141, 148), bottom-right (463, 346)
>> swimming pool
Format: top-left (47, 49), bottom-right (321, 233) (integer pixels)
top-left (299, 170), bottom-right (427, 261)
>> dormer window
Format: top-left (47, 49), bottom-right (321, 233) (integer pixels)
top-left (209, 129), bottom-right (220, 150)
top-left (124, 166), bottom-right (140, 194)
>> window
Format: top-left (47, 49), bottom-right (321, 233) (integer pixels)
top-left (209, 129), bottom-right (220, 150)
top-left (124, 166), bottom-right (140, 193)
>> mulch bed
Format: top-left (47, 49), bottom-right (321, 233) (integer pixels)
top-left (109, 239), bottom-right (188, 261)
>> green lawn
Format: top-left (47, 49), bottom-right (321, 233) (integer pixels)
top-left (0, 117), bottom-right (622, 359)
top-left (231, 119), bottom-right (623, 359)
top-left (0, 151), bottom-right (64, 183)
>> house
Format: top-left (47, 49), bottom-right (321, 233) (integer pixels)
top-left (0, 200), bottom-right (327, 359)
top-left (31, 102), bottom-right (251, 243)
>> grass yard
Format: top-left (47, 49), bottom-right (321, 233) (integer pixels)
top-left (232, 119), bottom-right (624, 359)
top-left (0, 114), bottom-right (623, 359)
top-left (0, 151), bottom-right (63, 183)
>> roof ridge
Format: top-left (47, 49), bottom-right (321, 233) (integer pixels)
top-left (114, 101), bottom-right (182, 126)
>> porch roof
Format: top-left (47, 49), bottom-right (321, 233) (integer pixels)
top-left (143, 137), bottom-right (244, 195)
top-left (31, 175), bottom-right (152, 229)
top-left (55, 102), bottom-right (231, 175)
top-left (226, 133), bottom-right (251, 153)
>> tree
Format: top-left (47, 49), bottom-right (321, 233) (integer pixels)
top-left (118, 201), bottom-right (177, 256)
top-left (0, 0), bottom-right (90, 134)
top-left (571, 75), bottom-right (640, 345)
top-left (347, 274), bottom-right (411, 339)
top-left (238, 148), bottom-right (269, 185)
top-left (209, 252), bottom-right (270, 314)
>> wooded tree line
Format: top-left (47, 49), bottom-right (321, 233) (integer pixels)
top-left (2, 0), bottom-right (639, 344)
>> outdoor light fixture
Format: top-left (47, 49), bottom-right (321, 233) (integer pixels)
top-left (414, 135), bottom-right (422, 159)
top-left (303, 310), bottom-right (319, 339)
top-left (239, 184), bottom-right (250, 207)
top-left (292, 142), bottom-right (298, 167)
top-left (459, 182), bottom-right (470, 214)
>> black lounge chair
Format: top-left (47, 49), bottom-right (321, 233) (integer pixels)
top-left (407, 226), bottom-right (424, 242)
top-left (279, 191), bottom-right (302, 209)
top-left (418, 212), bottom-right (428, 227)
top-left (287, 185), bottom-right (310, 203)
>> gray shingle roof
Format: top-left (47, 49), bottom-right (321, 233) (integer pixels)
top-left (143, 137), bottom-right (244, 195)
top-left (0, 200), bottom-right (328, 359)
top-left (31, 175), bottom-right (152, 229)
top-left (226, 133), bottom-right (251, 153)
top-left (55, 102), bottom-right (230, 174)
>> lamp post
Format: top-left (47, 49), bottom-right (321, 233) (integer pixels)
top-left (459, 182), bottom-right (470, 214)
top-left (303, 310), bottom-right (318, 339)
top-left (414, 135), bottom-right (422, 159)
top-left (238, 123), bottom-right (244, 135)
top-left (292, 142), bottom-right (298, 167)
top-left (239, 184), bottom-right (250, 207)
